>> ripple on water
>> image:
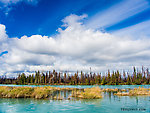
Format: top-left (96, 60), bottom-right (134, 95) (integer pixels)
top-left (0, 85), bottom-right (149, 113)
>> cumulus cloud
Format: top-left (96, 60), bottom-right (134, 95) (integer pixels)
top-left (0, 24), bottom-right (8, 42)
top-left (1, 14), bottom-right (150, 77)
top-left (0, 24), bottom-right (8, 52)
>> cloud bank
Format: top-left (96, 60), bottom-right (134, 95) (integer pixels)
top-left (1, 14), bottom-right (150, 77)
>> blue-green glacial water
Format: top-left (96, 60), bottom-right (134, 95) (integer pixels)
top-left (0, 85), bottom-right (149, 113)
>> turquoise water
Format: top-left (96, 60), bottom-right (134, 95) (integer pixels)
top-left (0, 85), bottom-right (149, 113)
top-left (0, 84), bottom-right (150, 89)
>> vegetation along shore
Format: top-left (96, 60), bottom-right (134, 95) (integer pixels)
top-left (0, 86), bottom-right (149, 99)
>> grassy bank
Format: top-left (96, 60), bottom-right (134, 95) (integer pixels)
top-left (114, 87), bottom-right (150, 96)
top-left (71, 87), bottom-right (102, 99)
top-left (0, 86), bottom-right (149, 99)
top-left (0, 86), bottom-right (102, 99)
top-left (0, 86), bottom-right (75, 99)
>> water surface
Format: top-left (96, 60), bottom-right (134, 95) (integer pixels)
top-left (0, 84), bottom-right (150, 89)
top-left (0, 85), bottom-right (149, 113)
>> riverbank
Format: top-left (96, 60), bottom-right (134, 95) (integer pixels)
top-left (114, 87), bottom-right (150, 96)
top-left (0, 86), bottom-right (102, 99)
top-left (0, 86), bottom-right (149, 99)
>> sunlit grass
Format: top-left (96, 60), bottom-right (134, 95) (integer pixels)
top-left (0, 86), bottom-right (149, 99)
top-left (71, 87), bottom-right (102, 99)
top-left (114, 87), bottom-right (150, 96)
top-left (0, 86), bottom-right (54, 99)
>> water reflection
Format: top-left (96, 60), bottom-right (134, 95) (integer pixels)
top-left (50, 90), bottom-right (72, 100)
top-left (0, 90), bottom-right (149, 113)
top-left (0, 84), bottom-right (150, 89)
top-left (0, 85), bottom-right (149, 113)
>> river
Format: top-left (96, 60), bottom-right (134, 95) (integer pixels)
top-left (0, 85), bottom-right (149, 113)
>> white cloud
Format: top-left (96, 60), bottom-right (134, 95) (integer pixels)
top-left (0, 24), bottom-right (8, 52)
top-left (86, 0), bottom-right (150, 29)
top-left (0, 24), bottom-right (8, 42)
top-left (1, 14), bottom-right (150, 77)
top-left (112, 19), bottom-right (150, 38)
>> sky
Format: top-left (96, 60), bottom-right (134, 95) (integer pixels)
top-left (0, 0), bottom-right (150, 77)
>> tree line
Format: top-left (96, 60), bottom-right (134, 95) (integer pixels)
top-left (0, 67), bottom-right (150, 85)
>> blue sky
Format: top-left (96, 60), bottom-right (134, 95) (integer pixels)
top-left (1, 0), bottom-right (150, 76)
top-left (0, 0), bottom-right (149, 37)
top-left (0, 0), bottom-right (116, 37)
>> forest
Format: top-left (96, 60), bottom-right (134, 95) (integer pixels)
top-left (0, 67), bottom-right (150, 85)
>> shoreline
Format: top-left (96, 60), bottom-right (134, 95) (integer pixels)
top-left (0, 83), bottom-right (150, 86)
top-left (0, 86), bottom-right (149, 99)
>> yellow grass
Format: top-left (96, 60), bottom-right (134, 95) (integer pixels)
top-left (114, 87), bottom-right (150, 96)
top-left (71, 87), bottom-right (102, 99)
top-left (0, 86), bottom-right (97, 99)
top-left (0, 86), bottom-right (54, 99)
top-left (1, 86), bottom-right (148, 99)
top-left (102, 88), bottom-right (119, 92)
